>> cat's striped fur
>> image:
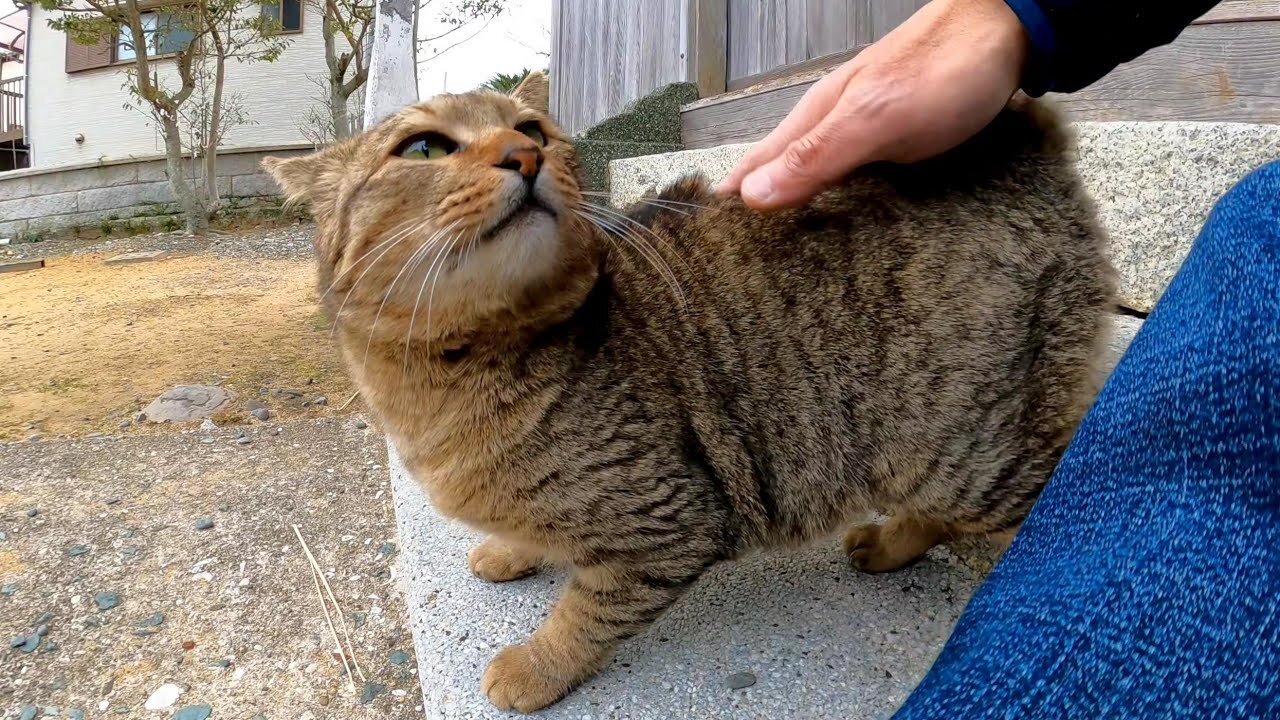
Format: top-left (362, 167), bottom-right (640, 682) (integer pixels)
top-left (264, 72), bottom-right (1114, 712)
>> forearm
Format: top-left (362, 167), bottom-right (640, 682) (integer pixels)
top-left (1004, 0), bottom-right (1221, 95)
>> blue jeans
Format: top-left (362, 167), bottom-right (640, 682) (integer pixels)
top-left (894, 162), bottom-right (1280, 719)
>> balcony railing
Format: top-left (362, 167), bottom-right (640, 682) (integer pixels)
top-left (1, 75), bottom-right (23, 141)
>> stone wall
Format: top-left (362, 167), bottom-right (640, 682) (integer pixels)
top-left (0, 144), bottom-right (313, 239)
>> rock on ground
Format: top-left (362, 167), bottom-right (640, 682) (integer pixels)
top-left (143, 385), bottom-right (236, 423)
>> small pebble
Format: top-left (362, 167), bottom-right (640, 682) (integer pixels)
top-left (354, 418), bottom-right (368, 430)
top-left (245, 399), bottom-right (266, 411)
top-left (389, 650), bottom-right (411, 665)
top-left (35, 623), bottom-right (48, 636)
top-left (18, 706), bottom-right (36, 720)
top-left (19, 634), bottom-right (40, 652)
top-left (67, 711), bottom-right (85, 720)
top-left (172, 704), bottom-right (212, 720)
top-left (236, 436), bottom-right (252, 445)
top-left (194, 518), bottom-right (215, 531)
top-left (251, 408), bottom-right (271, 422)
top-left (359, 682), bottom-right (384, 705)
top-left (94, 591), bottom-right (123, 610)
top-left (120, 420), bottom-right (131, 429)
top-left (42, 706), bottom-right (59, 716)
top-left (66, 545), bottom-right (89, 558)
top-left (41, 640), bottom-right (61, 653)
top-left (200, 419), bottom-right (218, 431)
top-left (144, 682), bottom-right (183, 710)
top-left (105, 497), bottom-right (121, 506)
top-left (313, 396), bottom-right (328, 406)
top-left (27, 508), bottom-right (39, 517)
top-left (1, 583), bottom-right (16, 596)
top-left (27, 434), bottom-right (42, 442)
top-left (140, 613), bottom-right (166, 627)
top-left (725, 671), bottom-right (757, 690)
top-left (182, 640), bottom-right (196, 650)
top-left (10, 634), bottom-right (25, 648)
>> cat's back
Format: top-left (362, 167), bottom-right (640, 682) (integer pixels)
top-left (606, 98), bottom-right (1114, 538)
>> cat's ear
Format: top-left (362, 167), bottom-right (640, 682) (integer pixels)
top-left (262, 145), bottom-right (349, 208)
top-left (511, 71), bottom-right (549, 114)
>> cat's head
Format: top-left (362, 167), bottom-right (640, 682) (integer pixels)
top-left (263, 72), bottom-right (598, 355)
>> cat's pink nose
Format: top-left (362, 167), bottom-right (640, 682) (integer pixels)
top-left (497, 146), bottom-right (543, 178)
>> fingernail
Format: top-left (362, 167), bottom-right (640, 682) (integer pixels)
top-left (741, 172), bottom-right (774, 204)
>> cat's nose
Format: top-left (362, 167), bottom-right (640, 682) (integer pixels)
top-left (495, 145), bottom-right (543, 178)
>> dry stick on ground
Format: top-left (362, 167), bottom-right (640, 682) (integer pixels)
top-left (337, 391), bottom-right (360, 411)
top-left (291, 524), bottom-right (369, 687)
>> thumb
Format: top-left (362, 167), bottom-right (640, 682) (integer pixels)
top-left (739, 116), bottom-right (873, 210)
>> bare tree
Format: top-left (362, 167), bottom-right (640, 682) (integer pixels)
top-left (416, 0), bottom-right (503, 65)
top-left (308, 0), bottom-right (372, 139)
top-left (41, 0), bottom-right (290, 234)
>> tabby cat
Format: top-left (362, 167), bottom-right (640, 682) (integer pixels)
top-left (264, 72), bottom-right (1114, 713)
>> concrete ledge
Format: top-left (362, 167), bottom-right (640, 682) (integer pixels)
top-left (394, 315), bottom-right (1141, 718)
top-left (393, 446), bottom-right (980, 720)
top-left (609, 122), bottom-right (1280, 313)
top-left (0, 145), bottom-right (313, 238)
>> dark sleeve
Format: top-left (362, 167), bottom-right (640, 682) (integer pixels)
top-left (1002, 0), bottom-right (1223, 95)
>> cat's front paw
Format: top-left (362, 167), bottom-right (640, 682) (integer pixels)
top-left (468, 537), bottom-right (542, 583)
top-left (481, 644), bottom-right (571, 713)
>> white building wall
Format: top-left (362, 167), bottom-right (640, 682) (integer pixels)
top-left (26, 3), bottom-right (331, 168)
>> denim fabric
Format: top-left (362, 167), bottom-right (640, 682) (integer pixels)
top-left (895, 162), bottom-right (1280, 719)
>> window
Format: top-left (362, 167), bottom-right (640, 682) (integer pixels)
top-left (116, 11), bottom-right (194, 62)
top-left (65, 7), bottom-right (196, 73)
top-left (261, 0), bottom-right (303, 33)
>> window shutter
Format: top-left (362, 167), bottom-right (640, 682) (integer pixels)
top-left (65, 33), bottom-right (113, 73)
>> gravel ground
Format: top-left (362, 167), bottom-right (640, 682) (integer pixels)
top-left (0, 418), bottom-right (425, 719)
top-left (1, 224), bottom-right (315, 263)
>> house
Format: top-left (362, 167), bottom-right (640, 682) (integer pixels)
top-left (0, 5), bottom-right (26, 170)
top-left (0, 0), bottom-right (349, 238)
top-left (21, 0), bottom-right (329, 168)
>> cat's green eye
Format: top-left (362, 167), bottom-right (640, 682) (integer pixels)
top-left (516, 121), bottom-right (546, 146)
top-left (395, 132), bottom-right (458, 160)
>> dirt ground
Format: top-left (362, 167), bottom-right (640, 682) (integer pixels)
top-left (0, 227), bottom-right (428, 719)
top-left (0, 227), bottom-right (353, 441)
top-left (0, 421), bottom-right (423, 718)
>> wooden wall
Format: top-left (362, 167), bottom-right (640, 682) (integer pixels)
top-left (682, 2), bottom-right (1280, 149)
top-left (725, 0), bottom-right (926, 84)
top-left (548, 0), bottom-right (725, 135)
top-left (549, 0), bottom-right (1280, 146)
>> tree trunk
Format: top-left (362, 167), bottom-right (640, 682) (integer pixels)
top-left (161, 113), bottom-right (209, 235)
top-left (331, 82), bottom-right (351, 139)
top-left (363, 0), bottom-right (418, 128)
top-left (204, 54), bottom-right (226, 210)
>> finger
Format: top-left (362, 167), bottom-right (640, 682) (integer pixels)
top-left (738, 96), bottom-right (879, 209)
top-left (715, 68), bottom-right (851, 195)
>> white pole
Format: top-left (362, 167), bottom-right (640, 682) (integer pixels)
top-left (362, 0), bottom-right (419, 129)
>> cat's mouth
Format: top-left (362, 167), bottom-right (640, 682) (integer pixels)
top-left (484, 193), bottom-right (556, 242)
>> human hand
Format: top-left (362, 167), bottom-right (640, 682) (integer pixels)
top-left (717, 0), bottom-right (1030, 209)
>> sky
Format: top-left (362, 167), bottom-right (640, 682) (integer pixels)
top-left (417, 0), bottom-right (550, 97)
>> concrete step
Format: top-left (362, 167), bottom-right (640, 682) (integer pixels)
top-left (609, 121), bottom-right (1280, 314)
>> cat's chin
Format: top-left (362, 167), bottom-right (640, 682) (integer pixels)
top-left (485, 205), bottom-right (560, 252)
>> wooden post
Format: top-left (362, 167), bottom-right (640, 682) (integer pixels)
top-left (363, 0), bottom-right (419, 129)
